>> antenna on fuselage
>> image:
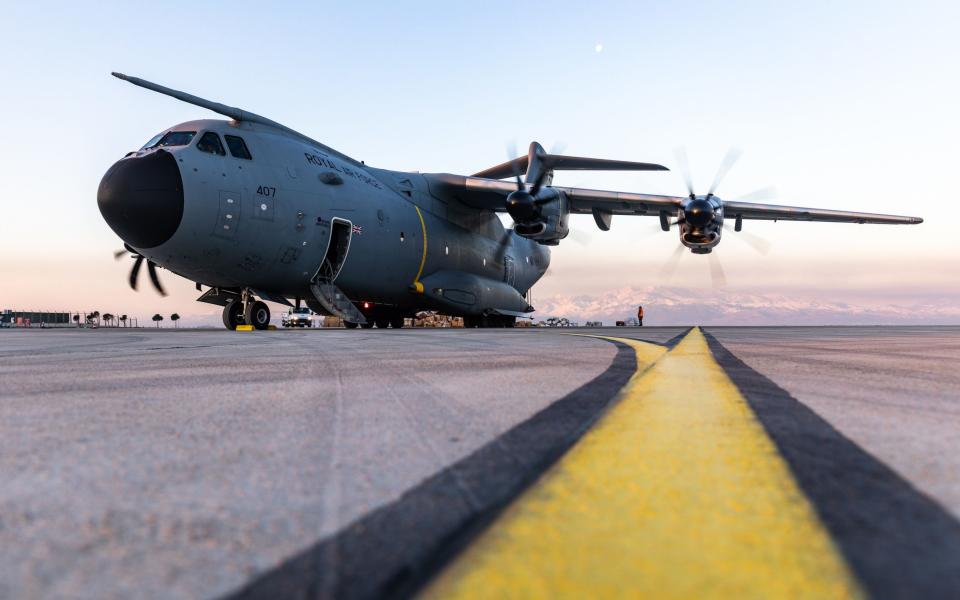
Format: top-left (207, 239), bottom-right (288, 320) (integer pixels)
top-left (111, 72), bottom-right (360, 165)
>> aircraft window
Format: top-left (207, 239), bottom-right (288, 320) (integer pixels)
top-left (140, 132), bottom-right (163, 150)
top-left (224, 135), bottom-right (252, 160)
top-left (197, 132), bottom-right (226, 155)
top-left (155, 131), bottom-right (196, 147)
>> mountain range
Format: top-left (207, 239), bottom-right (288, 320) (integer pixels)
top-left (534, 286), bottom-right (960, 326)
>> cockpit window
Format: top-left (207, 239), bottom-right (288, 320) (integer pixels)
top-left (197, 132), bottom-right (226, 155)
top-left (140, 133), bottom-right (163, 150)
top-left (155, 131), bottom-right (196, 147)
top-left (224, 135), bottom-right (252, 160)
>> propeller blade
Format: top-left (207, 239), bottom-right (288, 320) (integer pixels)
top-left (548, 141), bottom-right (567, 155)
top-left (114, 248), bottom-right (128, 260)
top-left (493, 226), bottom-right (513, 262)
top-left (723, 223), bottom-right (771, 255)
top-left (146, 260), bottom-right (167, 296)
top-left (129, 255), bottom-right (144, 290)
top-left (732, 185), bottom-right (778, 203)
top-left (506, 141), bottom-right (525, 192)
top-left (673, 147), bottom-right (694, 197)
top-left (658, 244), bottom-right (685, 280)
top-left (707, 147), bottom-right (742, 196)
top-left (708, 252), bottom-right (727, 288)
top-left (529, 164), bottom-right (550, 197)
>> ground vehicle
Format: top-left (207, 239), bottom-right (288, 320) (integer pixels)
top-left (282, 308), bottom-right (313, 328)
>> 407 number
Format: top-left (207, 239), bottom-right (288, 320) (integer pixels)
top-left (257, 185), bottom-right (277, 197)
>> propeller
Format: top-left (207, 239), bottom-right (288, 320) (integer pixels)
top-left (723, 222), bottom-right (771, 255)
top-left (707, 148), bottom-right (742, 197)
top-left (493, 225), bottom-right (514, 262)
top-left (658, 244), bottom-right (686, 280)
top-left (504, 142), bottom-right (556, 224)
top-left (732, 185), bottom-right (778, 204)
top-left (674, 147), bottom-right (695, 198)
top-left (115, 246), bottom-right (167, 296)
top-left (708, 252), bottom-right (727, 288)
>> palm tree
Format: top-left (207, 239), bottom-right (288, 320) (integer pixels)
top-left (119, 315), bottom-right (128, 328)
top-left (152, 314), bottom-right (163, 328)
top-left (170, 313), bottom-right (180, 328)
top-left (103, 313), bottom-right (114, 327)
top-left (72, 314), bottom-right (80, 327)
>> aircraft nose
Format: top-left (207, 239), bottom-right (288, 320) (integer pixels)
top-left (97, 149), bottom-right (184, 248)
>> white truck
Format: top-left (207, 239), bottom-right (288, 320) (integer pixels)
top-left (282, 308), bottom-right (313, 328)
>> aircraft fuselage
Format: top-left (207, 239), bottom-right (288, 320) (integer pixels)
top-left (98, 119), bottom-right (548, 321)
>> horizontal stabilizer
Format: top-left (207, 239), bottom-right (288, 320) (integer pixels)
top-left (473, 149), bottom-right (668, 180)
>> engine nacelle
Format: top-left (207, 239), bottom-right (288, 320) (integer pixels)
top-left (679, 195), bottom-right (724, 253)
top-left (513, 189), bottom-right (569, 245)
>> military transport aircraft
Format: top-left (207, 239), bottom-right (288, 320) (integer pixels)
top-left (98, 73), bottom-right (922, 330)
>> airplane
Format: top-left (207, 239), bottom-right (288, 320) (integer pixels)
top-left (98, 73), bottom-right (923, 330)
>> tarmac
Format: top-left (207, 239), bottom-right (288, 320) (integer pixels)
top-left (1, 326), bottom-right (958, 599)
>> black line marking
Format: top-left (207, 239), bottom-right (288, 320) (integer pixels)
top-left (663, 327), bottom-right (693, 349)
top-left (704, 331), bottom-right (960, 599)
top-left (227, 341), bottom-right (637, 600)
top-left (594, 327), bottom-right (691, 349)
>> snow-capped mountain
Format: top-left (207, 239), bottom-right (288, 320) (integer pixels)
top-left (535, 286), bottom-right (960, 325)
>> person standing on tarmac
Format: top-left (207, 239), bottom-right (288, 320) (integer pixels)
top-left (637, 305), bottom-right (644, 326)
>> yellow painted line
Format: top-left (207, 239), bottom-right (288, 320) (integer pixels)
top-left (422, 328), bottom-right (862, 599)
top-left (412, 205), bottom-right (427, 293)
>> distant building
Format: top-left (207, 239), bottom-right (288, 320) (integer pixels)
top-left (1, 310), bottom-right (71, 327)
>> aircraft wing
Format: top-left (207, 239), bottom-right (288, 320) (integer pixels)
top-left (426, 174), bottom-right (684, 215)
top-left (722, 201), bottom-right (923, 224)
top-left (426, 174), bottom-right (922, 224)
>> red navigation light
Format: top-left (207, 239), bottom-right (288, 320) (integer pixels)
top-left (363, 301), bottom-right (371, 309)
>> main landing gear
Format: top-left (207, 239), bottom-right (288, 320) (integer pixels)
top-left (463, 315), bottom-right (516, 328)
top-left (222, 291), bottom-right (271, 330)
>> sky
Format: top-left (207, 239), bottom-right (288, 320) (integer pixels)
top-left (1, 1), bottom-right (958, 325)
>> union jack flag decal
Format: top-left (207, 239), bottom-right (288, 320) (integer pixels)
top-left (352, 224), bottom-right (363, 235)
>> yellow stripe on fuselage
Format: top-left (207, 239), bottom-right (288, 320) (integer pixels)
top-left (422, 328), bottom-right (862, 599)
top-left (412, 205), bottom-right (427, 291)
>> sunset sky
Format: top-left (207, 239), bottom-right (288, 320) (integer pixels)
top-left (2, 1), bottom-right (957, 325)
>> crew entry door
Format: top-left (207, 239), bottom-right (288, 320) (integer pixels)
top-left (312, 218), bottom-right (353, 284)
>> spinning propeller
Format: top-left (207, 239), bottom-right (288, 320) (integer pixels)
top-left (504, 142), bottom-right (557, 225)
top-left (114, 244), bottom-right (166, 296)
top-left (656, 148), bottom-right (777, 286)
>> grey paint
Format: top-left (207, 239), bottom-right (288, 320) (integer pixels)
top-left (101, 74), bottom-right (922, 318)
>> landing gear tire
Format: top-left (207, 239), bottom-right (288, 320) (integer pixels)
top-left (374, 318), bottom-right (390, 329)
top-left (245, 301), bottom-right (271, 330)
top-left (344, 321), bottom-right (359, 329)
top-left (389, 316), bottom-right (405, 329)
top-left (222, 299), bottom-right (245, 330)
top-left (360, 321), bottom-right (374, 329)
